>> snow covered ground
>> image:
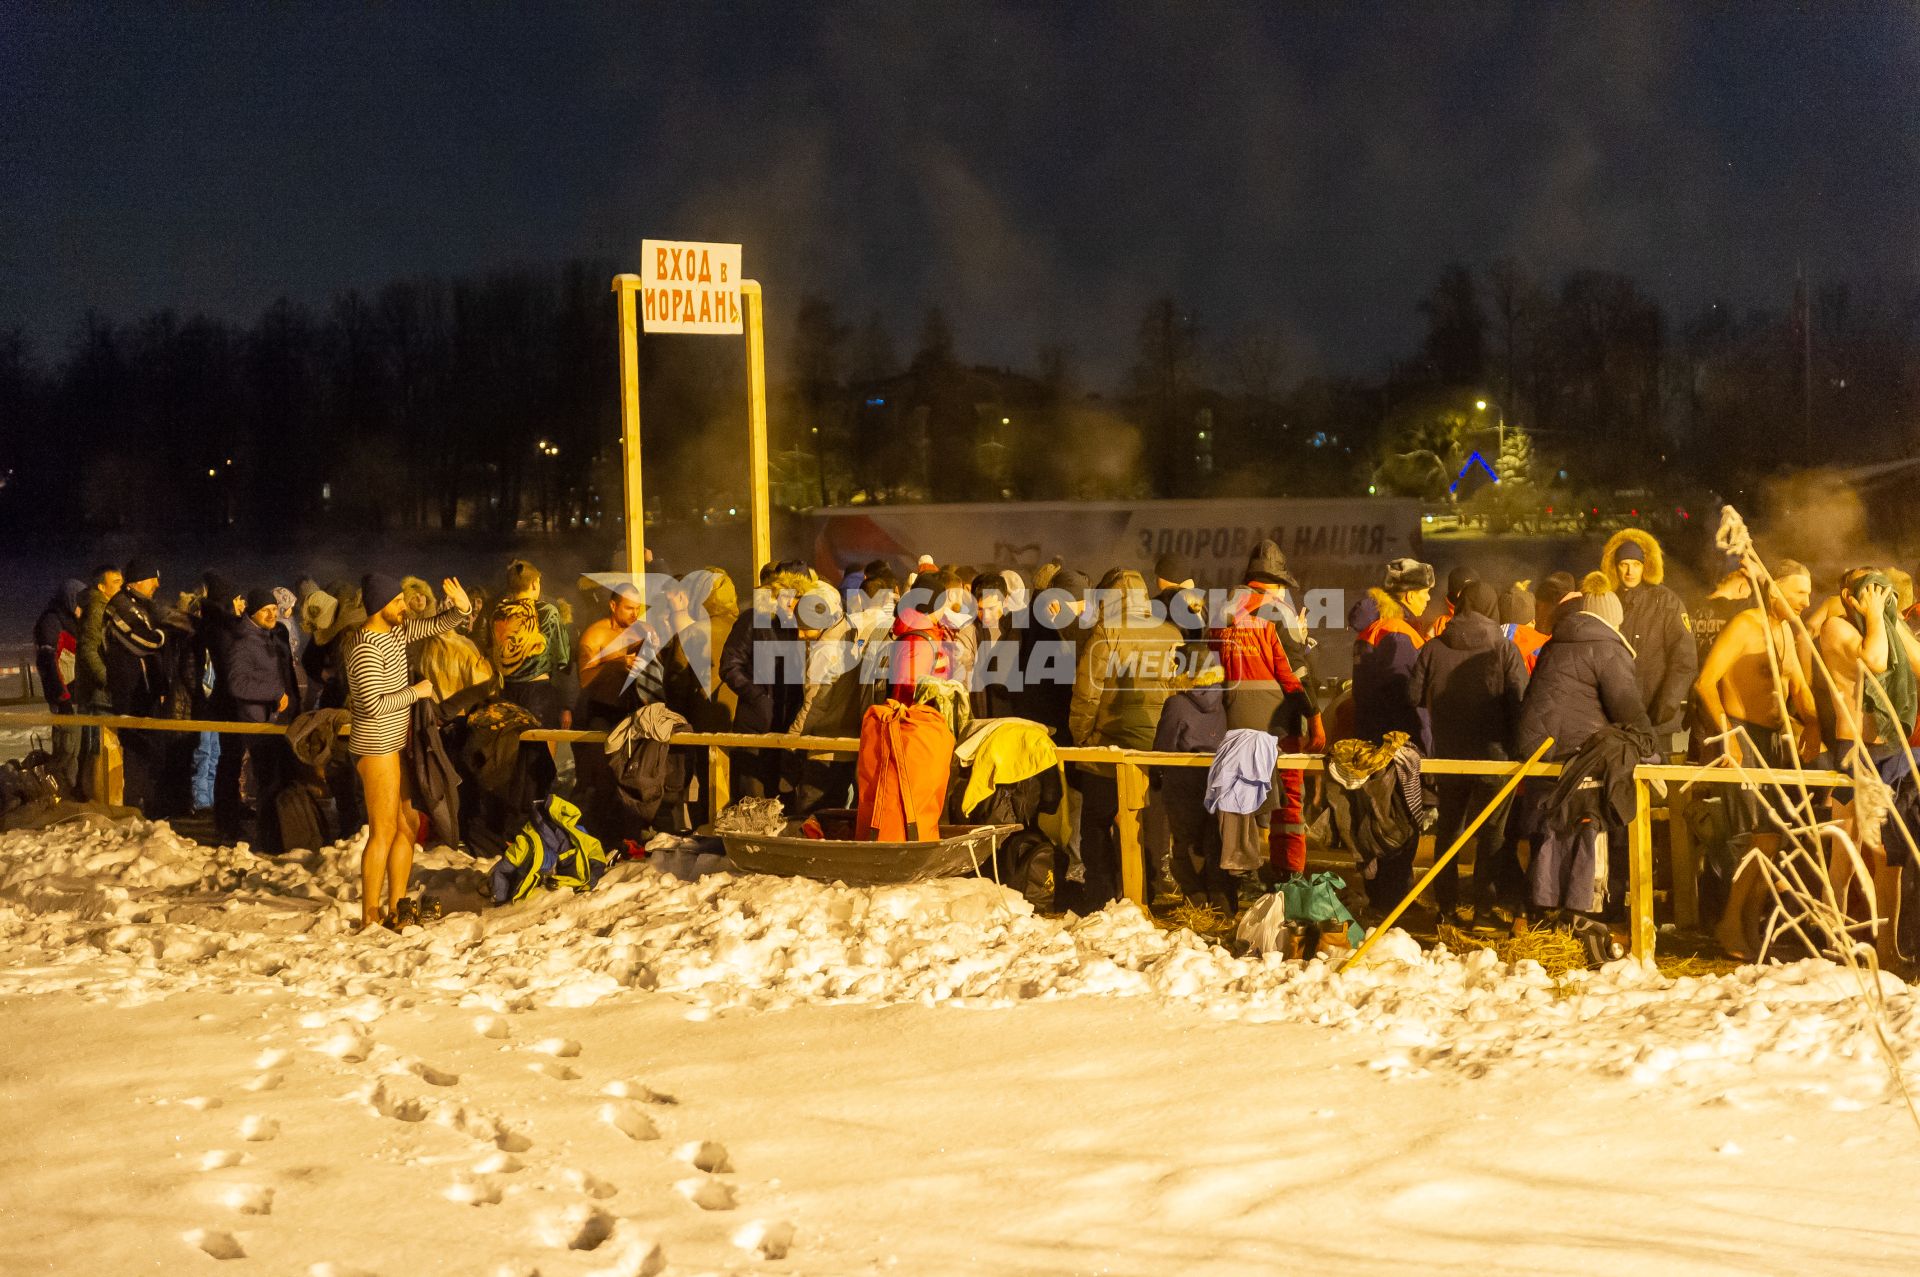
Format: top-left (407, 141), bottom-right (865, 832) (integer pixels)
top-left (3, 817), bottom-right (1920, 1274)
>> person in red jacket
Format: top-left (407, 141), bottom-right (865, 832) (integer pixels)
top-left (888, 570), bottom-right (965, 703)
top-left (1209, 578), bottom-right (1324, 875)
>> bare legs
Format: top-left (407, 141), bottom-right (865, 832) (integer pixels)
top-left (355, 751), bottom-right (416, 928)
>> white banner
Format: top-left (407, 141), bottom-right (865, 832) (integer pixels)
top-left (810, 497), bottom-right (1422, 620)
top-left (639, 239), bottom-right (742, 335)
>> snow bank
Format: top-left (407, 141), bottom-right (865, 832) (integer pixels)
top-left (1, 819), bottom-right (1914, 1104)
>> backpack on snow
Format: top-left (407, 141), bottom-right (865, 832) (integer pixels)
top-left (491, 795), bottom-right (608, 904)
top-left (266, 785), bottom-right (330, 855)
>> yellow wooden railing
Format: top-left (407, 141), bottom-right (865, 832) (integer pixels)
top-left (2, 709), bottom-right (1855, 964)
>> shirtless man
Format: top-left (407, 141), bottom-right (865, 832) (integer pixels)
top-left (1693, 560), bottom-right (1816, 773)
top-left (575, 583), bottom-right (657, 726)
top-left (1694, 560), bottom-right (1817, 957)
top-left (1815, 568), bottom-right (1920, 770)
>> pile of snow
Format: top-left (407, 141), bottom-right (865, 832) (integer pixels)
top-left (1, 818), bottom-right (1915, 1107)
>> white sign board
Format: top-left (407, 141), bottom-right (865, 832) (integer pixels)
top-left (639, 239), bottom-right (743, 334)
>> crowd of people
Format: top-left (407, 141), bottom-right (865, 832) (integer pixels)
top-left (25, 524), bottom-right (1920, 952)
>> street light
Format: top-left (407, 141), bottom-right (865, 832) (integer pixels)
top-left (1475, 400), bottom-right (1487, 411)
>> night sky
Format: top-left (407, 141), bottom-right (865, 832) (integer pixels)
top-left (5, 2), bottom-right (1917, 384)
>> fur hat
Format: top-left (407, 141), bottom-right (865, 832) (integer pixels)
top-left (1384, 557), bottom-right (1435, 593)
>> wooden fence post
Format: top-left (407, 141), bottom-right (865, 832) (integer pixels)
top-left (1629, 777), bottom-right (1657, 964)
top-left (708, 746), bottom-right (731, 820)
top-left (1116, 762), bottom-right (1149, 906)
top-left (1668, 782), bottom-right (1699, 928)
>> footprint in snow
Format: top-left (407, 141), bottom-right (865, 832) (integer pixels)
top-left (598, 1102), bottom-right (659, 1142)
top-left (473, 1151), bottom-right (523, 1175)
top-left (601, 1080), bottom-right (675, 1105)
top-left (733, 1219), bottom-right (796, 1260)
top-left (307, 1262), bottom-right (379, 1277)
top-left (674, 1140), bottom-right (731, 1173)
top-left (443, 1176), bottom-right (504, 1207)
top-left (255, 1048), bottom-right (290, 1070)
top-left (362, 1080), bottom-right (429, 1123)
top-left (529, 1037), bottom-right (582, 1058)
top-left (408, 1060), bottom-right (459, 1087)
top-left (180, 1095), bottom-right (223, 1112)
top-left (239, 1115), bottom-right (279, 1142)
top-left (675, 1176), bottom-right (737, 1211)
top-left (313, 1028), bottom-right (372, 1063)
top-left (473, 1015), bottom-right (511, 1040)
top-left (440, 1105), bottom-right (533, 1154)
top-left (562, 1167), bottom-right (619, 1200)
top-left (183, 1227), bottom-right (246, 1260)
top-left (581, 1239), bottom-right (667, 1277)
top-left (243, 1072), bottom-right (284, 1093)
top-left (220, 1184), bottom-right (274, 1216)
top-left (528, 1059), bottom-right (580, 1082)
top-left (533, 1203), bottom-right (616, 1251)
top-left (198, 1150), bottom-right (247, 1172)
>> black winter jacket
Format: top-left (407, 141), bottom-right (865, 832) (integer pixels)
top-left (1618, 583), bottom-right (1696, 732)
top-left (219, 617), bottom-right (298, 712)
top-left (1516, 611), bottom-right (1652, 762)
top-left (1406, 612), bottom-right (1529, 760)
top-left (33, 582), bottom-right (84, 706)
top-left (1014, 608), bottom-right (1093, 741)
top-left (719, 614), bottom-right (803, 734)
top-left (104, 590), bottom-right (167, 707)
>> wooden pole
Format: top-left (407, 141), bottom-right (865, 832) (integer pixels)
top-left (1629, 776), bottom-right (1657, 964)
top-left (1340, 738), bottom-right (1554, 973)
top-left (612, 274), bottom-right (646, 581)
top-left (1116, 762), bottom-right (1149, 905)
top-left (741, 279), bottom-right (771, 578)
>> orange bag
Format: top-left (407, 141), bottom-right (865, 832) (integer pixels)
top-left (855, 701), bottom-right (955, 842)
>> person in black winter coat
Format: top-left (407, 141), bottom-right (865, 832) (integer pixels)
top-left (1408, 581), bottom-right (1530, 916)
top-left (720, 564), bottom-right (806, 799)
top-left (34, 580), bottom-right (87, 792)
top-left (1600, 530), bottom-right (1696, 739)
top-left (1516, 591), bottom-right (1652, 762)
top-left (105, 561), bottom-right (169, 812)
top-left (1014, 567), bottom-right (1093, 741)
top-left (212, 589), bottom-right (299, 843)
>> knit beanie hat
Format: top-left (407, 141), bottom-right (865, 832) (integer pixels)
top-left (1498, 585), bottom-right (1535, 626)
top-left (1049, 567), bottom-right (1091, 595)
top-left (1581, 590), bottom-right (1624, 629)
top-left (244, 587), bottom-right (279, 616)
top-left (361, 572), bottom-right (405, 616)
top-left (1384, 558), bottom-right (1435, 593)
top-left (203, 572), bottom-right (240, 607)
top-left (124, 558), bottom-right (159, 585)
top-left (1153, 553), bottom-right (1194, 588)
top-left (1461, 581), bottom-right (1499, 621)
top-left (1447, 565), bottom-right (1479, 603)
